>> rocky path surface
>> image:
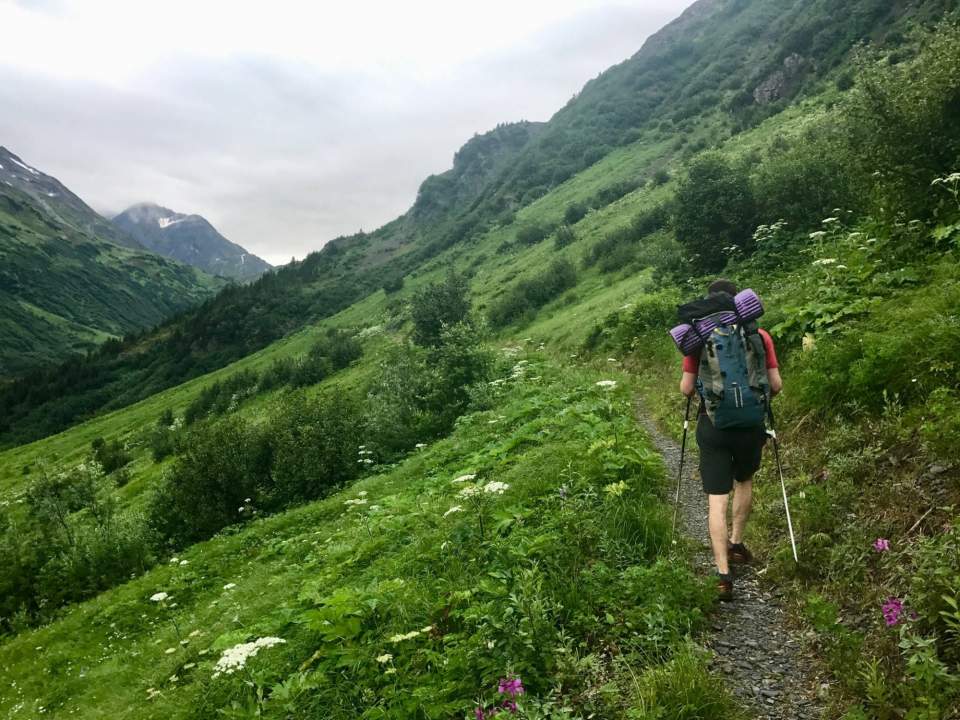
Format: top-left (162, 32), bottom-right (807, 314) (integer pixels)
top-left (635, 402), bottom-right (827, 719)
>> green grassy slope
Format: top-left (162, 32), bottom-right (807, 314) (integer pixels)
top-left (8, 0), bottom-right (952, 448)
top-left (0, 188), bottom-right (224, 377)
top-left (0, 358), bottom-right (735, 720)
top-left (2, 1), bottom-right (959, 717)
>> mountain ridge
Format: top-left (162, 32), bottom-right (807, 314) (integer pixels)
top-left (0, 148), bottom-right (225, 376)
top-left (113, 202), bottom-right (272, 281)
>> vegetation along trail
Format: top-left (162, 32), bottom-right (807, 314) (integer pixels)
top-left (635, 401), bottom-right (826, 719)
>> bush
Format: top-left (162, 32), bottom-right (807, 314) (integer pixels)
top-left (382, 275), bottom-right (405, 294)
top-left (553, 224), bottom-right (577, 249)
top-left (515, 222), bottom-right (555, 246)
top-left (148, 416), bottom-right (272, 546)
top-left (410, 272), bottom-right (472, 347)
top-left (651, 168), bottom-right (671, 186)
top-left (674, 153), bottom-right (757, 273)
top-left (583, 203), bottom-right (672, 271)
top-left (91, 437), bottom-right (132, 474)
top-left (268, 391), bottom-right (363, 507)
top-left (564, 202), bottom-right (588, 225)
top-left (488, 259), bottom-right (577, 328)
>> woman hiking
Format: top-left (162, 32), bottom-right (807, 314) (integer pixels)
top-left (678, 279), bottom-right (782, 601)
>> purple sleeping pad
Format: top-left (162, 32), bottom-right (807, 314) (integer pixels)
top-left (668, 289), bottom-right (764, 356)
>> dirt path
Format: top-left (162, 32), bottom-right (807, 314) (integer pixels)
top-left (635, 401), bottom-right (826, 719)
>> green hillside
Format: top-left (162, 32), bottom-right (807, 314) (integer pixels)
top-left (1, 0), bottom-right (960, 717)
top-left (0, 172), bottom-right (224, 377)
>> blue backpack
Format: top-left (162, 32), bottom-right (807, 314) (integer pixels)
top-left (696, 320), bottom-right (769, 430)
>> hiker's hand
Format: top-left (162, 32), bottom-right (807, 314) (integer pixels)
top-left (679, 371), bottom-right (697, 397)
top-left (768, 368), bottom-right (783, 396)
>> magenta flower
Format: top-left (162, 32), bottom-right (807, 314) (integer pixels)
top-left (882, 597), bottom-right (904, 627)
top-left (873, 538), bottom-right (890, 552)
top-left (498, 676), bottom-right (525, 698)
top-left (502, 700), bottom-right (518, 713)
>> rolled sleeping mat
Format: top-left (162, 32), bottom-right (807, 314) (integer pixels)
top-left (668, 289), bottom-right (764, 356)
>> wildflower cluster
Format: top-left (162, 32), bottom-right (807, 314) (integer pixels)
top-left (474, 675), bottom-right (525, 718)
top-left (882, 597), bottom-right (904, 627)
top-left (388, 626), bottom-right (433, 643)
top-left (212, 637), bottom-right (286, 678)
top-left (594, 380), bottom-right (617, 390)
top-left (873, 537), bottom-right (890, 552)
top-left (357, 446), bottom-right (375, 465)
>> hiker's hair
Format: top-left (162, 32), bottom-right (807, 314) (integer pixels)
top-left (707, 278), bottom-right (738, 296)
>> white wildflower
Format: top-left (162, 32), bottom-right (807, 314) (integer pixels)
top-left (459, 486), bottom-right (481, 498)
top-left (443, 505), bottom-right (464, 517)
top-left (164, 647), bottom-right (177, 654)
top-left (808, 231), bottom-right (827, 240)
top-left (169, 558), bottom-right (179, 564)
top-left (179, 560), bottom-right (189, 566)
top-left (452, 474), bottom-right (476, 483)
top-left (835, 264), bottom-right (848, 270)
top-left (595, 380), bottom-right (617, 390)
top-left (822, 217), bottom-right (839, 224)
top-left (483, 481), bottom-right (510, 495)
top-left (812, 258), bottom-right (837, 266)
top-left (607, 357), bottom-right (618, 363)
top-left (212, 637), bottom-right (286, 678)
top-left (421, 625), bottom-right (434, 633)
top-left (415, 443), bottom-right (427, 449)
top-left (150, 592), bottom-right (170, 603)
top-left (223, 583), bottom-right (237, 590)
top-left (376, 653), bottom-right (393, 663)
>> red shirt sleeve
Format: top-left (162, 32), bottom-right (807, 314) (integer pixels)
top-left (759, 328), bottom-right (779, 369)
top-left (680, 327), bottom-right (779, 374)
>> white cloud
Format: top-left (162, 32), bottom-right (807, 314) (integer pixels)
top-left (0, 1), bottom-right (691, 264)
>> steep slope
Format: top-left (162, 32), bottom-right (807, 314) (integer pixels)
top-left (0, 151), bottom-right (225, 376)
top-left (0, 147), bottom-right (142, 250)
top-left (113, 202), bottom-right (272, 281)
top-left (1, 2), bottom-right (959, 717)
top-left (0, 0), bottom-right (954, 446)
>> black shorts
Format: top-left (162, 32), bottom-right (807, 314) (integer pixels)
top-left (696, 415), bottom-right (767, 495)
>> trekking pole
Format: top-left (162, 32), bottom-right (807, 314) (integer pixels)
top-left (766, 402), bottom-right (799, 563)
top-left (671, 395), bottom-right (693, 544)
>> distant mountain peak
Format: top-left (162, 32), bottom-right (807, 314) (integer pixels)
top-left (113, 203), bottom-right (271, 281)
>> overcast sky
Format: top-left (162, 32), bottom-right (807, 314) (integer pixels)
top-left (0, 0), bottom-right (691, 265)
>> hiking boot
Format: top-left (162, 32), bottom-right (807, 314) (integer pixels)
top-left (716, 573), bottom-right (733, 602)
top-left (728, 542), bottom-right (753, 565)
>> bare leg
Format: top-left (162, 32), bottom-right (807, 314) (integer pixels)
top-left (730, 477), bottom-right (753, 545)
top-left (708, 492), bottom-right (730, 574)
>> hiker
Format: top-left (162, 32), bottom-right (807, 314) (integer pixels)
top-left (678, 279), bottom-right (781, 601)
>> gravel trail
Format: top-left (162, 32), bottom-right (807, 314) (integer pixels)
top-left (635, 401), bottom-right (827, 719)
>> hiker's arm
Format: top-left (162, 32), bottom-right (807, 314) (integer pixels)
top-left (680, 371), bottom-right (697, 397)
top-left (768, 367), bottom-right (782, 396)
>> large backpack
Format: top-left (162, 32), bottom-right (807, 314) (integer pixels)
top-left (678, 293), bottom-right (770, 429)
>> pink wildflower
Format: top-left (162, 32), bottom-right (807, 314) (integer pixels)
top-left (882, 597), bottom-right (904, 627)
top-left (498, 676), bottom-right (525, 698)
top-left (873, 538), bottom-right (890, 552)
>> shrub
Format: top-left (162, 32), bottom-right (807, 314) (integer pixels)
top-left (410, 272), bottom-right (472, 347)
top-left (554, 224), bottom-right (577, 249)
top-left (515, 222), bottom-right (555, 246)
top-left (148, 416), bottom-right (272, 546)
top-left (488, 259), bottom-right (577, 328)
top-left (674, 152), bottom-right (757, 272)
top-left (268, 391), bottom-right (363, 507)
top-left (91, 437), bottom-right (132, 475)
top-left (382, 275), bottom-right (405, 294)
top-left (651, 168), bottom-right (671, 186)
top-left (564, 202), bottom-right (588, 225)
